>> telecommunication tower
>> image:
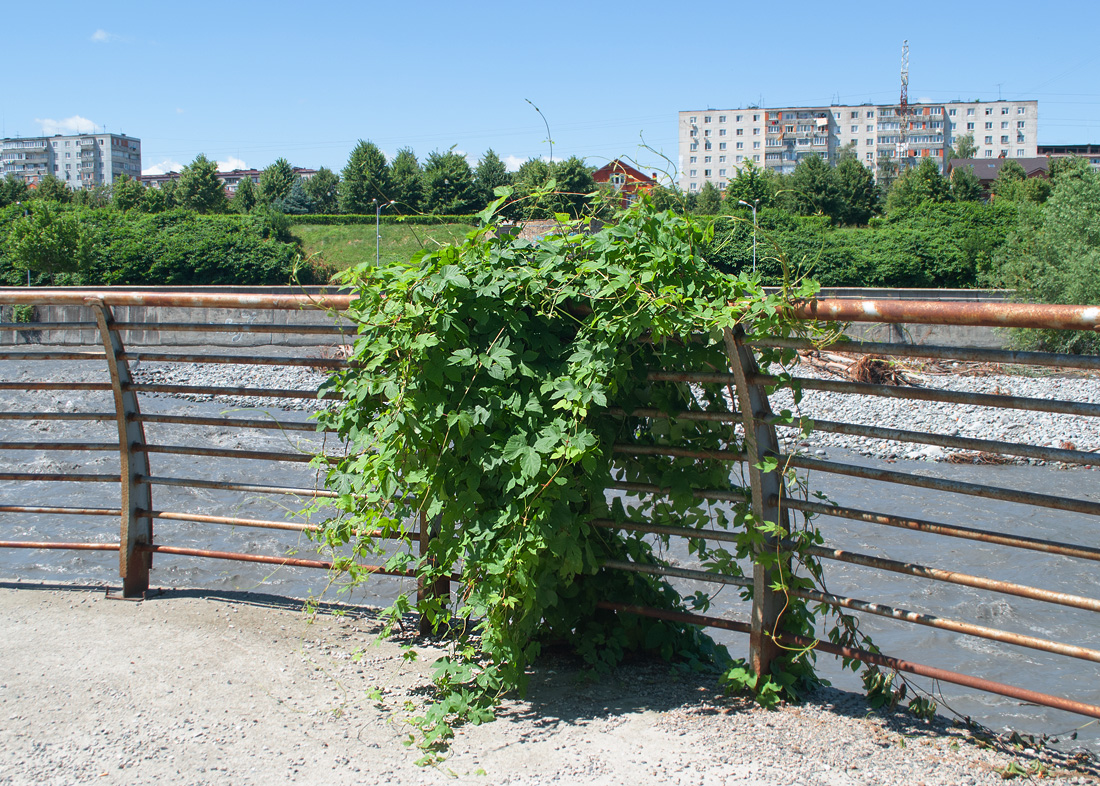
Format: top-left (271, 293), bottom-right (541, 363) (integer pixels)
top-left (896, 40), bottom-right (910, 171)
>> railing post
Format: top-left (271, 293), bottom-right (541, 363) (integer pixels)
top-left (417, 511), bottom-right (448, 636)
top-left (90, 300), bottom-right (153, 597)
top-left (724, 326), bottom-right (790, 680)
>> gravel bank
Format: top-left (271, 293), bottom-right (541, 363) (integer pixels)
top-left (1, 583), bottom-right (1096, 786)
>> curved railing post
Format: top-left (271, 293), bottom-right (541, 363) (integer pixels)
top-left (90, 300), bottom-right (153, 597)
top-left (724, 325), bottom-right (790, 680)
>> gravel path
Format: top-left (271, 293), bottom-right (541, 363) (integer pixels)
top-left (1, 583), bottom-right (1096, 786)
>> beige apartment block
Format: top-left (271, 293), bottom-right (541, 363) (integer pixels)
top-left (679, 100), bottom-right (1038, 191)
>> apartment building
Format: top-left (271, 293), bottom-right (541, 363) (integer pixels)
top-left (679, 100), bottom-right (1038, 191)
top-left (141, 167), bottom-right (317, 197)
top-left (1037, 144), bottom-right (1100, 170)
top-left (1, 133), bottom-right (142, 190)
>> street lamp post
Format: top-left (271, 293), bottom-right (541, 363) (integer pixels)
top-left (738, 199), bottom-right (759, 272)
top-left (374, 199), bottom-right (395, 267)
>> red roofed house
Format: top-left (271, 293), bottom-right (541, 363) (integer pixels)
top-left (592, 159), bottom-right (657, 207)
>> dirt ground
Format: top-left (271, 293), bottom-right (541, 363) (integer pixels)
top-left (0, 582), bottom-right (1095, 786)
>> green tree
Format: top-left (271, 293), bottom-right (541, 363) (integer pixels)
top-left (1049, 155), bottom-right (1091, 184)
top-left (389, 148), bottom-right (422, 215)
top-left (176, 154), bottom-right (227, 214)
top-left (990, 167), bottom-right (1100, 352)
top-left (876, 155), bottom-right (899, 191)
top-left (230, 176), bottom-right (258, 213)
top-left (0, 175), bottom-right (30, 207)
top-left (71, 184), bottom-right (111, 208)
top-left (259, 158), bottom-right (297, 204)
top-left (143, 183), bottom-right (174, 213)
top-left (950, 165), bottom-right (983, 202)
top-left (112, 174), bottom-right (146, 212)
top-left (272, 178), bottom-right (314, 214)
top-left (475, 149), bottom-right (511, 208)
top-left (834, 158), bottom-right (879, 225)
top-left (512, 157), bottom-right (553, 217)
top-left (952, 134), bottom-right (978, 160)
top-left (35, 175), bottom-right (73, 204)
top-left (695, 181), bottom-right (722, 215)
top-left (421, 149), bottom-right (479, 214)
top-left (991, 160), bottom-right (1051, 204)
top-left (549, 156), bottom-right (596, 218)
top-left (723, 158), bottom-right (773, 211)
top-left (302, 167), bottom-right (339, 214)
top-left (340, 140), bottom-right (392, 214)
top-left (785, 155), bottom-right (842, 219)
top-left (6, 201), bottom-right (88, 278)
top-left (647, 184), bottom-right (688, 213)
top-left (885, 157), bottom-right (951, 213)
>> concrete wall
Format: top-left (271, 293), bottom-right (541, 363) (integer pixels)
top-left (2, 287), bottom-right (1012, 348)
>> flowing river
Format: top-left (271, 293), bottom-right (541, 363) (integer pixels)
top-left (1, 352), bottom-right (1097, 749)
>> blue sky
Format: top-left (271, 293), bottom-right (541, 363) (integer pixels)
top-left (4, 0), bottom-right (1099, 178)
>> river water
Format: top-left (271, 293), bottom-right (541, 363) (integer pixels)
top-left (1, 353), bottom-right (1098, 748)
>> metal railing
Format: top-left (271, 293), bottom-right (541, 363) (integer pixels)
top-left (2, 289), bottom-right (1100, 726)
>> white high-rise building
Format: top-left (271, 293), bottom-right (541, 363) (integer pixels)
top-left (678, 100), bottom-right (1038, 191)
top-left (1, 132), bottom-right (142, 190)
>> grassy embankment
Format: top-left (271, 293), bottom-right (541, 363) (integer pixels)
top-left (291, 223), bottom-right (472, 272)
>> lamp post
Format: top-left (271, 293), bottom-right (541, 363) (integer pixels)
top-left (738, 199), bottom-right (759, 272)
top-left (374, 199), bottom-right (395, 267)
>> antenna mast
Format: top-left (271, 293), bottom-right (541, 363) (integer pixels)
top-left (896, 40), bottom-right (910, 172)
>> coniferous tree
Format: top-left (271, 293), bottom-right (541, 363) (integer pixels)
top-left (695, 181), bottom-right (722, 215)
top-left (272, 179), bottom-right (314, 214)
top-left (35, 175), bottom-right (72, 204)
top-left (950, 165), bottom-right (983, 202)
top-left (0, 174), bottom-right (30, 207)
top-left (835, 158), bottom-right (880, 225)
top-left (112, 173), bottom-right (146, 212)
top-left (475, 149), bottom-right (511, 207)
top-left (340, 140), bottom-right (392, 214)
top-left (389, 148), bottom-right (423, 215)
top-left (421, 149), bottom-right (478, 214)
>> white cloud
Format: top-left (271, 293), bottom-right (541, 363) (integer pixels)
top-left (216, 156), bottom-right (248, 172)
top-left (503, 155), bottom-right (525, 172)
top-left (35, 115), bottom-right (98, 135)
top-left (142, 159), bottom-right (184, 176)
top-left (917, 96), bottom-right (933, 104)
top-left (175, 107), bottom-right (185, 115)
top-left (90, 29), bottom-right (121, 43)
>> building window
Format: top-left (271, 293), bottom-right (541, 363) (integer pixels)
top-left (719, 129), bottom-right (726, 136)
top-left (1017, 135), bottom-right (1025, 143)
top-left (689, 116), bottom-right (696, 123)
top-left (689, 169), bottom-right (697, 176)
top-left (718, 182), bottom-right (726, 189)
top-left (985, 136), bottom-right (993, 144)
top-left (1017, 121), bottom-right (1025, 128)
top-left (753, 141), bottom-right (760, 149)
top-left (985, 122), bottom-right (992, 129)
top-left (689, 129), bottom-right (697, 137)
top-left (705, 142), bottom-right (711, 150)
top-left (704, 115), bottom-right (711, 123)
top-left (1001, 149), bottom-right (1008, 156)
top-left (1001, 122), bottom-right (1008, 129)
top-left (719, 142), bottom-right (726, 150)
top-left (704, 156), bottom-right (711, 162)
top-left (690, 143), bottom-right (698, 151)
top-left (704, 169), bottom-right (711, 177)
top-left (985, 108), bottom-right (993, 115)
top-left (735, 114), bottom-right (742, 122)
top-left (752, 114), bottom-right (759, 121)
top-left (736, 142), bottom-right (743, 149)
top-left (866, 139), bottom-right (873, 146)
top-left (866, 152), bottom-right (874, 160)
top-left (736, 129), bottom-right (743, 136)
top-left (851, 125), bottom-right (858, 133)
top-left (967, 122), bottom-right (974, 130)
top-left (719, 115), bottom-right (726, 122)
top-left (689, 182), bottom-right (698, 191)
top-left (1017, 107), bottom-right (1026, 114)
top-left (736, 155), bottom-right (743, 162)
top-left (850, 111), bottom-right (858, 118)
top-left (1000, 135), bottom-right (1009, 144)
top-left (1002, 107), bottom-right (1009, 114)
top-left (719, 155), bottom-right (726, 162)
top-left (949, 109), bottom-right (957, 116)
top-left (689, 156), bottom-right (696, 163)
top-left (1017, 149), bottom-right (1025, 156)
top-left (752, 128), bottom-right (760, 135)
top-left (753, 155), bottom-right (760, 161)
top-left (867, 111), bottom-right (875, 117)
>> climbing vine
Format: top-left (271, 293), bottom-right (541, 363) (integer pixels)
top-left (313, 190), bottom-right (876, 751)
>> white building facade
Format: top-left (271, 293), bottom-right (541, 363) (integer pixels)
top-left (678, 100), bottom-right (1038, 191)
top-left (1, 133), bottom-right (142, 190)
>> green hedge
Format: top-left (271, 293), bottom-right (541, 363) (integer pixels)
top-left (288, 214), bottom-right (481, 227)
